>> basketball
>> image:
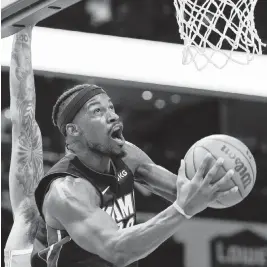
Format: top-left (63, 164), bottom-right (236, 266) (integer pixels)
top-left (184, 135), bottom-right (257, 209)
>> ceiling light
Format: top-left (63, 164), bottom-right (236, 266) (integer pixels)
top-left (142, 90), bottom-right (153, 101)
top-left (154, 99), bottom-right (166, 109)
top-left (170, 94), bottom-right (181, 104)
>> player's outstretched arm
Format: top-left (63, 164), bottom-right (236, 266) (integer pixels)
top-left (44, 156), bottom-right (236, 267)
top-left (9, 27), bottom-right (44, 216)
top-left (123, 142), bottom-right (179, 202)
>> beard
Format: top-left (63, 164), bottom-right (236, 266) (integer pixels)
top-left (86, 141), bottom-right (126, 158)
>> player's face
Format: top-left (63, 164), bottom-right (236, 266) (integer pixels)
top-left (77, 94), bottom-right (125, 157)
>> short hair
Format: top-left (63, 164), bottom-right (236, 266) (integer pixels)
top-left (52, 84), bottom-right (103, 130)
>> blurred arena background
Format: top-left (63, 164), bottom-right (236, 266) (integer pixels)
top-left (1, 0), bottom-right (267, 266)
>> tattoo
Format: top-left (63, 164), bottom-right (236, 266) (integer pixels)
top-left (10, 29), bottom-right (44, 201)
top-left (16, 112), bottom-right (43, 196)
top-left (21, 200), bottom-right (40, 242)
top-left (16, 33), bottom-right (29, 43)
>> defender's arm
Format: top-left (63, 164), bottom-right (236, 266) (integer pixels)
top-left (9, 27), bottom-right (44, 215)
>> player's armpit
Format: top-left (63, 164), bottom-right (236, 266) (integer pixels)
top-left (43, 176), bottom-right (185, 267)
top-left (124, 142), bottom-right (177, 202)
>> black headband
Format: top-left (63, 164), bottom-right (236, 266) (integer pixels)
top-left (57, 87), bottom-right (106, 135)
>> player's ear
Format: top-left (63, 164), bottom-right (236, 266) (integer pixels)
top-left (66, 123), bottom-right (80, 136)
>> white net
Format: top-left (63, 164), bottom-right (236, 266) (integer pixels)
top-left (174, 0), bottom-right (266, 70)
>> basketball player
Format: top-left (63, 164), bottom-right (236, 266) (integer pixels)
top-left (4, 26), bottom-right (44, 267)
top-left (32, 84), bottom-right (237, 267)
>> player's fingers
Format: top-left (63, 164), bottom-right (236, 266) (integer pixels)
top-left (177, 160), bottom-right (187, 185)
top-left (178, 159), bottom-right (186, 176)
top-left (203, 158), bottom-right (224, 186)
top-left (194, 153), bottom-right (212, 181)
top-left (211, 186), bottom-right (238, 201)
top-left (211, 169), bottom-right (235, 193)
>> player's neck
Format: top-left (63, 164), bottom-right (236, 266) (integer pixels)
top-left (74, 147), bottom-right (111, 174)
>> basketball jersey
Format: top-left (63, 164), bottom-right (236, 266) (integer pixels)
top-left (31, 153), bottom-right (137, 267)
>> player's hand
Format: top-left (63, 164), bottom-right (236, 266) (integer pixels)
top-left (175, 154), bottom-right (237, 217)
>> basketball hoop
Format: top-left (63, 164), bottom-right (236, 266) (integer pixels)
top-left (173, 0), bottom-right (266, 70)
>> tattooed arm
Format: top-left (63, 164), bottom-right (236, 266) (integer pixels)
top-left (9, 27), bottom-right (43, 218)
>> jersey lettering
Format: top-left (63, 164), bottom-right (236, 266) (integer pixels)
top-left (117, 170), bottom-right (128, 181)
top-left (117, 193), bottom-right (134, 218)
top-left (103, 193), bottom-right (135, 228)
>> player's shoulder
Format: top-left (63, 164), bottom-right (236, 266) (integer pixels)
top-left (123, 142), bottom-right (153, 171)
top-left (49, 176), bottom-right (93, 195)
top-left (44, 176), bottom-right (101, 215)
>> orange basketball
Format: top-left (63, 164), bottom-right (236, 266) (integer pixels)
top-left (184, 135), bottom-right (256, 208)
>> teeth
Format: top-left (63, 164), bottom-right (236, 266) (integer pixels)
top-left (111, 125), bottom-right (121, 135)
top-left (113, 126), bottom-right (120, 131)
top-left (110, 125), bottom-right (123, 142)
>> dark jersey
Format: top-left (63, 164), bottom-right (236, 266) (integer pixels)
top-left (31, 153), bottom-right (137, 267)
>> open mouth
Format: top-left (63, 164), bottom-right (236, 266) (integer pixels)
top-left (110, 125), bottom-right (124, 145)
